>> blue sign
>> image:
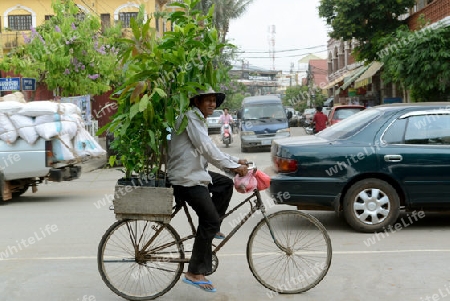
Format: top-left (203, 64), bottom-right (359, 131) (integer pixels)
top-left (0, 78), bottom-right (21, 91)
top-left (22, 78), bottom-right (36, 91)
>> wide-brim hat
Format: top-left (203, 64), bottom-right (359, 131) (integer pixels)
top-left (189, 87), bottom-right (225, 108)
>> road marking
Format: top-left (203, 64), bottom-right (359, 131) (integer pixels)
top-left (2, 249), bottom-right (450, 261)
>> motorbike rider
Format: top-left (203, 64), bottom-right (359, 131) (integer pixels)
top-left (219, 108), bottom-right (234, 137)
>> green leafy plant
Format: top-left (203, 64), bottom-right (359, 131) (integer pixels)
top-left (98, 0), bottom-right (231, 182)
top-left (0, 0), bottom-right (123, 98)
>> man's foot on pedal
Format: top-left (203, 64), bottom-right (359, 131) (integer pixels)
top-left (183, 273), bottom-right (216, 293)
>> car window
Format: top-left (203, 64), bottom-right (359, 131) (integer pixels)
top-left (382, 119), bottom-right (407, 144)
top-left (210, 110), bottom-right (222, 118)
top-left (317, 108), bottom-right (381, 140)
top-left (333, 108), bottom-right (363, 120)
top-left (404, 114), bottom-right (450, 145)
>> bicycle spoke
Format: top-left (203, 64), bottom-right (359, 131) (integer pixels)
top-left (247, 210), bottom-right (332, 293)
top-left (98, 220), bottom-right (184, 300)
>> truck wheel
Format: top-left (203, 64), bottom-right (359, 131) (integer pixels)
top-left (343, 178), bottom-right (400, 233)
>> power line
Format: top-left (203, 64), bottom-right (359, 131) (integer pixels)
top-left (235, 45), bottom-right (327, 54)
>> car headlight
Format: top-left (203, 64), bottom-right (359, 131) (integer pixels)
top-left (276, 128), bottom-right (290, 133)
top-left (241, 131), bottom-right (255, 136)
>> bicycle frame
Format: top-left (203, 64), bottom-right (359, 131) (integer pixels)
top-left (142, 187), bottom-right (290, 263)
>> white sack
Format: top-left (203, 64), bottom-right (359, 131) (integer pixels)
top-left (73, 127), bottom-right (106, 157)
top-left (35, 113), bottom-right (79, 140)
top-left (0, 101), bottom-right (25, 114)
top-left (52, 133), bottom-right (75, 161)
top-left (9, 114), bottom-right (38, 144)
top-left (35, 114), bottom-right (61, 140)
top-left (59, 103), bottom-right (81, 116)
top-left (0, 114), bottom-right (18, 144)
top-left (18, 101), bottom-right (59, 116)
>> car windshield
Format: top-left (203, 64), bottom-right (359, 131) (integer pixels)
top-left (242, 104), bottom-right (286, 119)
top-left (317, 108), bottom-right (382, 140)
top-left (210, 110), bottom-right (222, 118)
top-left (333, 108), bottom-right (364, 120)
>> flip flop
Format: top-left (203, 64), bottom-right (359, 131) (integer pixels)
top-left (214, 232), bottom-right (225, 239)
top-left (182, 277), bottom-right (217, 293)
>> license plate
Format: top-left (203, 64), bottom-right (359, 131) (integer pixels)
top-left (261, 139), bottom-right (272, 145)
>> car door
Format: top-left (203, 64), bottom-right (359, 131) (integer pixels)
top-left (378, 110), bottom-right (450, 209)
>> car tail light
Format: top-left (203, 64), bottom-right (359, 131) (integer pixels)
top-left (273, 156), bottom-right (297, 173)
top-left (45, 140), bottom-right (54, 167)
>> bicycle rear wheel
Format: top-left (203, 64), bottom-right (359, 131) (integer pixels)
top-left (98, 220), bottom-right (184, 300)
top-left (247, 210), bottom-right (332, 294)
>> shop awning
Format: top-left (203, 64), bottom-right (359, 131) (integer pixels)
top-left (322, 68), bottom-right (357, 90)
top-left (340, 65), bottom-right (370, 91)
top-left (354, 61), bottom-right (383, 88)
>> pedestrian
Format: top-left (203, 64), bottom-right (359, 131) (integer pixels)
top-left (167, 87), bottom-right (248, 293)
top-left (312, 106), bottom-right (328, 133)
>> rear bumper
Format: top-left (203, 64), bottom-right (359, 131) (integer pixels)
top-left (48, 166), bottom-right (81, 182)
top-left (269, 175), bottom-right (342, 210)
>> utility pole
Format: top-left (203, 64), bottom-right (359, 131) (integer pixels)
top-left (268, 25), bottom-right (276, 70)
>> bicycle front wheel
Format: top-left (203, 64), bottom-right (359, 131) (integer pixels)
top-left (247, 210), bottom-right (332, 294)
top-left (98, 220), bottom-right (185, 300)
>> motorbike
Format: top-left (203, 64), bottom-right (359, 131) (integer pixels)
top-left (221, 123), bottom-right (233, 147)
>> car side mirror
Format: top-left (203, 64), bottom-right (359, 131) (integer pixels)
top-left (237, 110), bottom-right (242, 119)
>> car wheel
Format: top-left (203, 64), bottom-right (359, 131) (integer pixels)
top-left (241, 146), bottom-right (247, 153)
top-left (343, 178), bottom-right (400, 233)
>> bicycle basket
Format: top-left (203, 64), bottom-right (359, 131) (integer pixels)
top-left (112, 184), bottom-right (173, 223)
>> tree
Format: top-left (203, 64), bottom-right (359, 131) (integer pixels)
top-left (318, 0), bottom-right (415, 61)
top-left (196, 0), bottom-right (254, 45)
top-left (100, 0), bottom-right (232, 179)
top-left (0, 0), bottom-right (123, 98)
top-left (379, 24), bottom-right (450, 101)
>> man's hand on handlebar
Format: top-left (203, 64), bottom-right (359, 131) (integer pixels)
top-left (232, 165), bottom-right (249, 177)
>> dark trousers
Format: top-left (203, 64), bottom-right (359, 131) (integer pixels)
top-left (172, 171), bottom-right (233, 275)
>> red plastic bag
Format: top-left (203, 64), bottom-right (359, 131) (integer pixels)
top-left (254, 169), bottom-right (271, 191)
top-left (234, 170), bottom-right (257, 193)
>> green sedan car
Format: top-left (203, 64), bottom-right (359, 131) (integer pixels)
top-left (270, 102), bottom-right (450, 232)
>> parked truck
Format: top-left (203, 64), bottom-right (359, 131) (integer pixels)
top-left (0, 96), bottom-right (104, 202)
top-left (0, 137), bottom-right (81, 201)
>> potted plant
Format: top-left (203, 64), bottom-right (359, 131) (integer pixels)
top-left (98, 0), bottom-right (231, 221)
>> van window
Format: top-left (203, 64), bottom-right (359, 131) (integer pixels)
top-left (243, 103), bottom-right (286, 119)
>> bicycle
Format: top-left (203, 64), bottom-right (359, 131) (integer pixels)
top-left (97, 164), bottom-right (332, 300)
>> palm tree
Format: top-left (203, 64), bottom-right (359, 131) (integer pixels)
top-left (197, 0), bottom-right (254, 44)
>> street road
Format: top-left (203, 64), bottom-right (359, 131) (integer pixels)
top-left (1, 127), bottom-right (450, 301)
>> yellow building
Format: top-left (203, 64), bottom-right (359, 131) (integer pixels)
top-left (0, 0), bottom-right (180, 58)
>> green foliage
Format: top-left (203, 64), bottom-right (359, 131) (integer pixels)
top-left (379, 24), bottom-right (450, 101)
top-left (0, 0), bottom-right (123, 97)
top-left (220, 80), bottom-right (247, 111)
top-left (99, 0), bottom-right (232, 180)
top-left (318, 0), bottom-right (415, 61)
top-left (283, 86), bottom-right (310, 111)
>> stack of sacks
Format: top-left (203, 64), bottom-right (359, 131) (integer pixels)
top-left (0, 97), bottom-right (105, 162)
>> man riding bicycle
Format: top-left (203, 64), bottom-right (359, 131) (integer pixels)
top-left (167, 87), bottom-right (248, 293)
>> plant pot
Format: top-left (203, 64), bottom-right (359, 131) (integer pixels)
top-left (113, 179), bottom-right (173, 223)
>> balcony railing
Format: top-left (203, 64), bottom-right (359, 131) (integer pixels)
top-left (1, 31), bottom-right (28, 49)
